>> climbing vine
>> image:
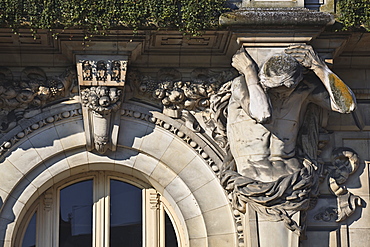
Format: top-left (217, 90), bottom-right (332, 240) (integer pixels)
top-left (0, 0), bottom-right (227, 35)
top-left (337, 0), bottom-right (370, 31)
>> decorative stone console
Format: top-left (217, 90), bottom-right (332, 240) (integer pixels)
top-left (76, 55), bottom-right (128, 154)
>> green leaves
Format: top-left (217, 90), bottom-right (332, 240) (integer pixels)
top-left (180, 0), bottom-right (226, 34)
top-left (0, 0), bottom-right (227, 35)
top-left (337, 0), bottom-right (370, 31)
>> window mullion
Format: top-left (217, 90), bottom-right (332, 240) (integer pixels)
top-left (94, 171), bottom-right (108, 247)
top-left (143, 188), bottom-right (160, 247)
top-left (159, 202), bottom-right (165, 247)
top-left (41, 189), bottom-right (54, 247)
top-left (105, 174), bottom-right (111, 247)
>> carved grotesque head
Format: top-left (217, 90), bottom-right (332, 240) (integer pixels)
top-left (259, 54), bottom-right (303, 89)
top-left (331, 148), bottom-right (359, 185)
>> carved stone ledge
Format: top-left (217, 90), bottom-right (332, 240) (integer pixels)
top-left (219, 8), bottom-right (334, 27)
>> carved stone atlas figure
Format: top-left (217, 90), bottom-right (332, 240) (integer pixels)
top-left (216, 44), bottom-right (359, 232)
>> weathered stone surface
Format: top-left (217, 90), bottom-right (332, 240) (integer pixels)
top-left (219, 8), bottom-right (335, 27)
top-left (0, 19), bottom-right (369, 247)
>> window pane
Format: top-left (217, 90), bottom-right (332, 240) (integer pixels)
top-left (22, 212), bottom-right (37, 247)
top-left (59, 180), bottom-right (93, 247)
top-left (165, 212), bottom-right (178, 247)
top-left (110, 180), bottom-right (142, 247)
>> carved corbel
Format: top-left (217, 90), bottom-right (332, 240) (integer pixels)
top-left (76, 56), bottom-right (128, 154)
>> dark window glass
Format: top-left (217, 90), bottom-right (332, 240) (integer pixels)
top-left (110, 180), bottom-right (142, 247)
top-left (22, 212), bottom-right (37, 247)
top-left (59, 180), bottom-right (93, 247)
top-left (165, 212), bottom-right (178, 247)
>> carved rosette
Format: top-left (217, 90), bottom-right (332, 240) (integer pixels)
top-left (77, 56), bottom-right (127, 154)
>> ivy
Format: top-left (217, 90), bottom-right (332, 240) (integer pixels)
top-left (0, 0), bottom-right (227, 35)
top-left (337, 0), bottom-right (370, 31)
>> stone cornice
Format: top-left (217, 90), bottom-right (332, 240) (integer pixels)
top-left (220, 8), bottom-right (335, 27)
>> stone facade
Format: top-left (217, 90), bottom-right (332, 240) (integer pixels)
top-left (0, 2), bottom-right (370, 247)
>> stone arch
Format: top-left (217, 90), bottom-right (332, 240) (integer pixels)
top-left (0, 101), bottom-right (237, 246)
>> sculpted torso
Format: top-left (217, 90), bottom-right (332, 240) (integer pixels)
top-left (228, 77), bottom-right (313, 181)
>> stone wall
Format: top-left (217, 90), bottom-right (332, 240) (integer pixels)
top-left (0, 9), bottom-right (369, 246)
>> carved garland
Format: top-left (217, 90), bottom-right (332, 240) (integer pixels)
top-left (0, 67), bottom-right (76, 132)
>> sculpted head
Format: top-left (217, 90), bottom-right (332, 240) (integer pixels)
top-left (259, 54), bottom-right (303, 89)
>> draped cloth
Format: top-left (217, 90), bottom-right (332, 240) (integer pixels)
top-left (220, 151), bottom-right (319, 234)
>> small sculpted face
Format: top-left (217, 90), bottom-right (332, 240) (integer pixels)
top-left (333, 158), bottom-right (352, 185)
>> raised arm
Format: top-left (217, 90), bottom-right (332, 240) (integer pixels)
top-left (231, 48), bottom-right (271, 123)
top-left (285, 44), bottom-right (356, 113)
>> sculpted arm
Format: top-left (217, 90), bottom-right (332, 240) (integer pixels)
top-left (285, 45), bottom-right (356, 113)
top-left (231, 49), bottom-right (271, 123)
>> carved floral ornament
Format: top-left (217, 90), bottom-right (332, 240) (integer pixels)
top-left (79, 86), bottom-right (123, 153)
top-left (80, 86), bottom-right (122, 114)
top-left (0, 66), bottom-right (76, 132)
top-left (137, 68), bottom-right (237, 117)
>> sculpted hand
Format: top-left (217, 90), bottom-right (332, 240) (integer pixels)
top-left (231, 48), bottom-right (257, 74)
top-left (231, 48), bottom-right (271, 123)
top-left (284, 44), bottom-right (324, 70)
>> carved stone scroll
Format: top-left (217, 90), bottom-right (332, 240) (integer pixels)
top-left (328, 147), bottom-right (363, 222)
top-left (76, 56), bottom-right (127, 154)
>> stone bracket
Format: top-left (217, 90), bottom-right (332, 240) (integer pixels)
top-left (81, 103), bottom-right (121, 153)
top-left (76, 55), bottom-right (128, 154)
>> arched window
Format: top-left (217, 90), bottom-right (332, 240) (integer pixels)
top-left (22, 212), bottom-right (37, 247)
top-left (18, 172), bottom-right (179, 247)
